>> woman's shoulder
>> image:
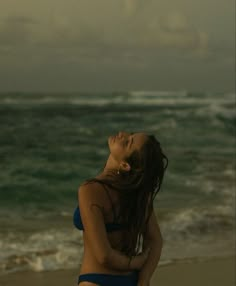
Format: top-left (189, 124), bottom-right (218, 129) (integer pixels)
top-left (78, 180), bottom-right (119, 214)
top-left (79, 179), bottom-right (115, 204)
top-left (79, 179), bottom-right (105, 195)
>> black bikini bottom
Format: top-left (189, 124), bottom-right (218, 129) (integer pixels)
top-left (78, 270), bottom-right (139, 286)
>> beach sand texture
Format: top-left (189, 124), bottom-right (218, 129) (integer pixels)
top-left (0, 256), bottom-right (234, 286)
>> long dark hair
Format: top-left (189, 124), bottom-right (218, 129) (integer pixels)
top-left (83, 134), bottom-right (168, 256)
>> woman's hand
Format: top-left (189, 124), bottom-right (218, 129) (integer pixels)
top-left (130, 247), bottom-right (151, 270)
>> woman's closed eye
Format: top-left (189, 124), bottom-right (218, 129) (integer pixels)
top-left (122, 139), bottom-right (129, 147)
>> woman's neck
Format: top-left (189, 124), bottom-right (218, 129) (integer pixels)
top-left (104, 154), bottom-right (119, 172)
top-left (96, 154), bottom-right (119, 179)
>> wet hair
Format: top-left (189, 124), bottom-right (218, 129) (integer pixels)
top-left (83, 134), bottom-right (168, 257)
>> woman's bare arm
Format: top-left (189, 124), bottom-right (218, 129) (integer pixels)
top-left (138, 209), bottom-right (163, 283)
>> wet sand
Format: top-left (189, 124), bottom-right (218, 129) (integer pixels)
top-left (0, 256), bottom-right (234, 286)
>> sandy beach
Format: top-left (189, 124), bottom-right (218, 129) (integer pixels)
top-left (0, 256), bottom-right (234, 286)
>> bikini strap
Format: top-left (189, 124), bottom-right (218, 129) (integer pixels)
top-left (102, 183), bottom-right (117, 223)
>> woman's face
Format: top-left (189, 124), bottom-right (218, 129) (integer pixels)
top-left (108, 131), bottom-right (148, 163)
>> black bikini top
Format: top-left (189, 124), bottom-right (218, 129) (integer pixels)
top-left (73, 183), bottom-right (128, 232)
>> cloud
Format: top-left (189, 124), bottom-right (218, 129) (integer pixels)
top-left (0, 0), bottom-right (233, 92)
top-left (2, 0), bottom-right (233, 70)
top-left (0, 15), bottom-right (35, 46)
top-left (161, 10), bottom-right (188, 33)
top-left (124, 0), bottom-right (137, 16)
top-left (0, 2), bottom-right (208, 52)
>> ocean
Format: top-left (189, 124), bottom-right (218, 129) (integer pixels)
top-left (0, 90), bottom-right (235, 275)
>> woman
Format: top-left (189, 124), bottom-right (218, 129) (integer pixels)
top-left (73, 131), bottom-right (168, 286)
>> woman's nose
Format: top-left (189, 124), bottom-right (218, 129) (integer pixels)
top-left (118, 131), bottom-right (123, 138)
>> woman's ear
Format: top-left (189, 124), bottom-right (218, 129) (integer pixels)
top-left (120, 161), bottom-right (131, 172)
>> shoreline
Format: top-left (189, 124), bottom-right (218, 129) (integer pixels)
top-left (0, 255), bottom-right (235, 286)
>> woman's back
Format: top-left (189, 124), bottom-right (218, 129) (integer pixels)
top-left (92, 180), bottom-right (132, 247)
top-left (78, 180), bottom-right (135, 275)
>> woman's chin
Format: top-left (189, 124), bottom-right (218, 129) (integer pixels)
top-left (108, 136), bottom-right (113, 147)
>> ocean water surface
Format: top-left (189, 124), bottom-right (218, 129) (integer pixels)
top-left (0, 90), bottom-right (235, 274)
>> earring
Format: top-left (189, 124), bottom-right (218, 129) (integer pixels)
top-left (117, 167), bottom-right (120, 175)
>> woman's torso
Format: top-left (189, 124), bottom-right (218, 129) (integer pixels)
top-left (79, 180), bottom-right (134, 276)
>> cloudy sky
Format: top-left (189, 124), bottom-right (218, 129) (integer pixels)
top-left (0, 0), bottom-right (234, 92)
